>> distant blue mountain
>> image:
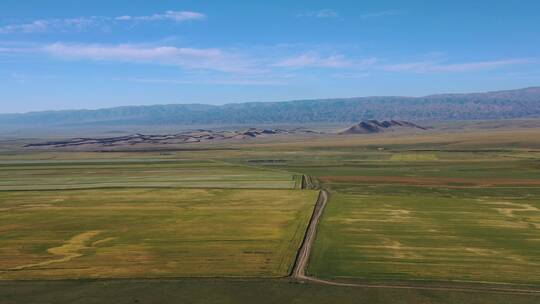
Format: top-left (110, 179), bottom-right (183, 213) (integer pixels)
top-left (1, 87), bottom-right (539, 127)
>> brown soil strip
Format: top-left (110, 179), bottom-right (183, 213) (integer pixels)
top-left (319, 176), bottom-right (540, 187)
top-left (290, 190), bottom-right (328, 279)
top-left (296, 276), bottom-right (540, 295)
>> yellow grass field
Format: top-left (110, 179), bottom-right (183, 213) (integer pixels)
top-left (0, 188), bottom-right (318, 279)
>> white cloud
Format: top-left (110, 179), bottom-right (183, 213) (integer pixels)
top-left (299, 9), bottom-right (339, 18)
top-left (383, 59), bottom-right (529, 73)
top-left (0, 44), bottom-right (34, 53)
top-left (114, 11), bottom-right (206, 22)
top-left (1, 39), bottom-right (531, 77)
top-left (62, 17), bottom-right (101, 28)
top-left (0, 20), bottom-right (50, 33)
top-left (8, 72), bottom-right (60, 83)
top-left (331, 72), bottom-right (371, 79)
top-left (42, 43), bottom-right (248, 72)
top-left (0, 11), bottom-right (205, 34)
top-left (0, 16), bottom-right (105, 34)
top-left (115, 16), bottom-right (132, 21)
top-left (115, 77), bottom-right (283, 86)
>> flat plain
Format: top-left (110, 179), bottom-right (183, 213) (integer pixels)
top-left (0, 154), bottom-right (315, 279)
top-left (244, 131), bottom-right (540, 286)
top-left (1, 124), bottom-right (540, 303)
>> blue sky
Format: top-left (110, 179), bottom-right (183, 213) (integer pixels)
top-left (1, 0), bottom-right (539, 113)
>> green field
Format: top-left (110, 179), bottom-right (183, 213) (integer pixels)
top-left (0, 159), bottom-right (298, 190)
top-left (1, 127), bottom-right (540, 303)
top-left (247, 144), bottom-right (540, 285)
top-left (0, 188), bottom-right (318, 279)
top-left (266, 150), bottom-right (540, 285)
top-left (0, 152), bottom-right (312, 280)
top-left (2, 279), bottom-right (539, 304)
top-left (309, 187), bottom-right (540, 284)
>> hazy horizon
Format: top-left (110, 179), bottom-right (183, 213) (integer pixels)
top-left (1, 85), bottom-right (538, 115)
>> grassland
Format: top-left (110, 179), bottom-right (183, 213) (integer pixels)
top-left (309, 187), bottom-right (540, 284)
top-left (1, 124), bottom-right (540, 303)
top-left (239, 137), bottom-right (540, 286)
top-left (0, 151), bottom-right (312, 280)
top-left (0, 159), bottom-right (298, 190)
top-left (0, 188), bottom-right (318, 279)
top-left (2, 278), bottom-right (539, 304)
top-left (257, 149), bottom-right (540, 285)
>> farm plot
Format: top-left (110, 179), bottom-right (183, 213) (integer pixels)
top-left (0, 160), bottom-right (297, 190)
top-left (0, 188), bottom-right (318, 279)
top-left (309, 185), bottom-right (540, 284)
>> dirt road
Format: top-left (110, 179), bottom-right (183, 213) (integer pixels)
top-left (291, 189), bottom-right (328, 279)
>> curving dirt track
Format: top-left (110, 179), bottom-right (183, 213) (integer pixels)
top-left (291, 189), bottom-right (328, 279)
top-left (290, 189), bottom-right (540, 296)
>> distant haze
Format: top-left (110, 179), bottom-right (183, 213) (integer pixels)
top-left (1, 87), bottom-right (539, 130)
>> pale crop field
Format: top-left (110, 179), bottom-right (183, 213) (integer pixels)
top-left (0, 188), bottom-right (318, 279)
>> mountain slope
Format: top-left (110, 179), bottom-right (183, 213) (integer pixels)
top-left (1, 87), bottom-right (539, 127)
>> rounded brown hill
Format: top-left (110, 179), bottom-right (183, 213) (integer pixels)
top-left (339, 120), bottom-right (427, 135)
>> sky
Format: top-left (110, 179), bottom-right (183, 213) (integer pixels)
top-left (0, 0), bottom-right (539, 113)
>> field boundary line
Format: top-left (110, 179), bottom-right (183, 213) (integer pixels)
top-left (294, 276), bottom-right (540, 295)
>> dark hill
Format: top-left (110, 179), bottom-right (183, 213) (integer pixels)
top-left (339, 120), bottom-right (427, 135)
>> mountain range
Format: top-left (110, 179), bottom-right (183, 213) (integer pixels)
top-left (1, 87), bottom-right (539, 128)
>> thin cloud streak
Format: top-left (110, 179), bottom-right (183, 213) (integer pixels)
top-left (0, 41), bottom-right (531, 75)
top-left (383, 59), bottom-right (530, 73)
top-left (0, 20), bottom-right (56, 34)
top-left (274, 53), bottom-right (351, 68)
top-left (0, 17), bottom-right (105, 34)
top-left (299, 9), bottom-right (339, 18)
top-left (0, 11), bottom-right (206, 34)
top-left (42, 43), bottom-right (250, 72)
top-left (115, 11), bottom-right (206, 22)
top-left (274, 53), bottom-right (377, 69)
top-left (115, 77), bottom-right (283, 86)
